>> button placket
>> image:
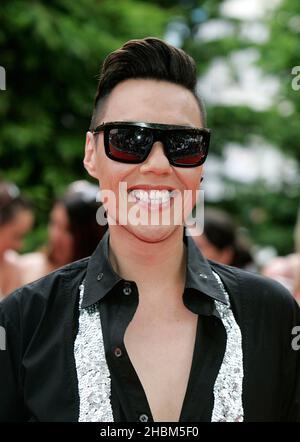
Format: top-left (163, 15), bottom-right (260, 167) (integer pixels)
top-left (123, 282), bottom-right (132, 296)
top-left (114, 347), bottom-right (122, 358)
top-left (97, 272), bottom-right (104, 281)
top-left (199, 273), bottom-right (208, 280)
top-left (139, 414), bottom-right (149, 422)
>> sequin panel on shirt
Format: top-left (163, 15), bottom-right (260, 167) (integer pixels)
top-left (212, 271), bottom-right (244, 422)
top-left (74, 281), bottom-right (114, 422)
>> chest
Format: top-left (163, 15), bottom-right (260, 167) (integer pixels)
top-left (124, 312), bottom-right (198, 421)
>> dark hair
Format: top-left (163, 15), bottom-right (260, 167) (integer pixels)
top-left (203, 208), bottom-right (253, 269)
top-left (48, 181), bottom-right (107, 263)
top-left (0, 181), bottom-right (32, 226)
top-left (90, 37), bottom-right (206, 129)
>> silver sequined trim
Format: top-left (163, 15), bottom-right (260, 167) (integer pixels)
top-left (212, 271), bottom-right (244, 422)
top-left (74, 274), bottom-right (244, 422)
top-left (74, 282), bottom-right (114, 422)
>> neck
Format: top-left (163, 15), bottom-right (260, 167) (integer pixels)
top-left (108, 226), bottom-right (186, 305)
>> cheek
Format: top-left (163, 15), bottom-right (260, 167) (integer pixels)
top-left (0, 234), bottom-right (10, 250)
top-left (97, 151), bottom-right (123, 188)
top-left (0, 226), bottom-right (14, 245)
top-left (176, 167), bottom-right (202, 190)
top-left (97, 155), bottom-right (135, 198)
top-left (55, 233), bottom-right (73, 260)
top-left (176, 168), bottom-right (202, 212)
top-left (62, 232), bottom-right (73, 248)
top-left (98, 164), bottom-right (121, 215)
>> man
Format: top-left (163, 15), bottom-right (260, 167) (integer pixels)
top-left (0, 37), bottom-right (299, 422)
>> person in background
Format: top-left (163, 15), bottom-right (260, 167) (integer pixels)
top-left (0, 181), bottom-right (33, 299)
top-left (262, 209), bottom-right (300, 305)
top-left (188, 208), bottom-right (255, 270)
top-left (19, 180), bottom-right (107, 285)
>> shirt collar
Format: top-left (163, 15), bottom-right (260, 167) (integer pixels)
top-left (81, 230), bottom-right (122, 309)
top-left (82, 229), bottom-right (228, 309)
top-left (184, 232), bottom-right (228, 304)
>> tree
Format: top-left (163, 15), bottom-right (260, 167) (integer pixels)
top-left (0, 0), bottom-right (169, 248)
top-left (1, 0), bottom-right (299, 255)
top-left (168, 0), bottom-right (300, 255)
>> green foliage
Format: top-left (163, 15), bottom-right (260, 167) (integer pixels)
top-left (213, 181), bottom-right (298, 254)
top-left (0, 0), bottom-right (169, 249)
top-left (1, 0), bottom-right (299, 256)
top-left (177, 0), bottom-right (300, 255)
top-left (257, 0), bottom-right (300, 164)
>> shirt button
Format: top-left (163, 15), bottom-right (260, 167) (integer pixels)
top-left (97, 273), bottom-right (103, 281)
top-left (123, 283), bottom-right (132, 296)
top-left (199, 273), bottom-right (208, 280)
top-left (139, 414), bottom-right (149, 422)
top-left (114, 347), bottom-right (122, 358)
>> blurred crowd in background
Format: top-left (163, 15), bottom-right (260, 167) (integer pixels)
top-left (1, 178), bottom-right (299, 305)
top-left (0, 179), bottom-right (107, 299)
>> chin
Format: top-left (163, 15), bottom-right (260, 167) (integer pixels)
top-left (124, 223), bottom-right (180, 244)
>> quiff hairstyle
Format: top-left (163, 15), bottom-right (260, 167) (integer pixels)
top-left (89, 37), bottom-right (206, 130)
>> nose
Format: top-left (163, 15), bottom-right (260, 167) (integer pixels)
top-left (139, 142), bottom-right (172, 175)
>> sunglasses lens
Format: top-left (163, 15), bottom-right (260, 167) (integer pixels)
top-left (167, 132), bottom-right (207, 166)
top-left (108, 127), bottom-right (152, 162)
top-left (103, 124), bottom-right (209, 166)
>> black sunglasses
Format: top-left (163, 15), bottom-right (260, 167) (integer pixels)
top-left (91, 121), bottom-right (210, 168)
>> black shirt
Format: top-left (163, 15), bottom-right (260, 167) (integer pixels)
top-left (0, 231), bottom-right (299, 422)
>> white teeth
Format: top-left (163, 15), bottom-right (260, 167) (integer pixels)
top-left (130, 189), bottom-right (174, 204)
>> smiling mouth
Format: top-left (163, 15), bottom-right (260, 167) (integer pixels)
top-left (128, 189), bottom-right (178, 205)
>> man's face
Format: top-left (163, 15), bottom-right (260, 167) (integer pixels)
top-left (84, 78), bottom-right (204, 243)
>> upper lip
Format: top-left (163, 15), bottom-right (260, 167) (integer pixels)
top-left (127, 185), bottom-right (177, 192)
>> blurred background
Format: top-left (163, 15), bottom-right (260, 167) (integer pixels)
top-left (0, 0), bottom-right (299, 265)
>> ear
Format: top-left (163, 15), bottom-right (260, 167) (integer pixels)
top-left (83, 132), bottom-right (98, 179)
